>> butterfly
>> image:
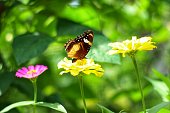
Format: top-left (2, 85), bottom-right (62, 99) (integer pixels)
top-left (64, 30), bottom-right (94, 62)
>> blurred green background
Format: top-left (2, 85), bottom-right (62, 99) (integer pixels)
top-left (0, 0), bottom-right (170, 113)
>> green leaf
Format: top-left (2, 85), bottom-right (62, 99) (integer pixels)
top-left (57, 19), bottom-right (120, 64)
top-left (97, 104), bottom-right (115, 113)
top-left (152, 69), bottom-right (170, 90)
top-left (158, 108), bottom-right (170, 113)
top-left (87, 34), bottom-right (120, 64)
top-left (0, 72), bottom-right (15, 96)
top-left (13, 33), bottom-right (54, 65)
top-left (57, 18), bottom-right (91, 36)
top-left (0, 101), bottom-right (34, 113)
top-left (35, 0), bottom-right (69, 15)
top-left (0, 101), bottom-right (67, 113)
top-left (60, 6), bottom-right (100, 29)
top-left (36, 102), bottom-right (67, 113)
top-left (147, 102), bottom-right (170, 113)
top-left (145, 77), bottom-right (169, 101)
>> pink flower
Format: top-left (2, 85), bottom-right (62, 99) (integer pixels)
top-left (16, 65), bottom-right (48, 79)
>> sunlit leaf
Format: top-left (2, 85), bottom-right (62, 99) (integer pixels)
top-left (158, 108), bottom-right (170, 113)
top-left (0, 101), bottom-right (67, 113)
top-left (97, 104), bottom-right (115, 113)
top-left (18, 0), bottom-right (30, 5)
top-left (60, 6), bottom-right (100, 30)
top-left (87, 34), bottom-right (120, 64)
top-left (34, 0), bottom-right (70, 14)
top-left (147, 102), bottom-right (170, 113)
top-left (36, 102), bottom-right (67, 113)
top-left (152, 69), bottom-right (170, 90)
top-left (35, 14), bottom-right (56, 36)
top-left (13, 33), bottom-right (54, 65)
top-left (0, 101), bottom-right (34, 113)
top-left (145, 77), bottom-right (169, 102)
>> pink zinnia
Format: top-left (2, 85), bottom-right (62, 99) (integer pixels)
top-left (16, 65), bottom-right (48, 79)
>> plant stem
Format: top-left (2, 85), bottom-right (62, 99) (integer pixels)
top-left (78, 76), bottom-right (88, 113)
top-left (130, 55), bottom-right (146, 113)
top-left (31, 79), bottom-right (37, 113)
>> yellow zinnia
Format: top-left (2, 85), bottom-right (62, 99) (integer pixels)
top-left (57, 57), bottom-right (104, 77)
top-left (108, 36), bottom-right (157, 57)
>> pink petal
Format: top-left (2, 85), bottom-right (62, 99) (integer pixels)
top-left (28, 65), bottom-right (34, 71)
top-left (16, 72), bottom-right (24, 78)
top-left (40, 65), bottom-right (48, 73)
top-left (35, 65), bottom-right (41, 71)
top-left (37, 65), bottom-right (48, 75)
top-left (25, 74), bottom-right (32, 78)
top-left (16, 65), bottom-right (48, 79)
top-left (21, 67), bottom-right (28, 73)
top-left (17, 69), bottom-right (26, 75)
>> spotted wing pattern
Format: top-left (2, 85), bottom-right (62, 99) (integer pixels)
top-left (64, 30), bottom-right (94, 61)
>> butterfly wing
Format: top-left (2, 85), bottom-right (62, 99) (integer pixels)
top-left (65, 30), bottom-right (94, 60)
top-left (67, 42), bottom-right (81, 59)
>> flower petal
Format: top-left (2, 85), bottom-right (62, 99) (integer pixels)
top-left (17, 69), bottom-right (27, 75)
top-left (108, 36), bottom-right (157, 57)
top-left (15, 65), bottom-right (48, 79)
top-left (21, 67), bottom-right (29, 73)
top-left (28, 65), bottom-right (34, 71)
top-left (16, 72), bottom-right (24, 78)
top-left (57, 57), bottom-right (104, 77)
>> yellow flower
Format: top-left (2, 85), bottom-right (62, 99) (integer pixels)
top-left (57, 57), bottom-right (104, 77)
top-left (108, 36), bottom-right (157, 57)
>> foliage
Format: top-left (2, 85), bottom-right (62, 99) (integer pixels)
top-left (0, 101), bottom-right (67, 113)
top-left (0, 0), bottom-right (170, 113)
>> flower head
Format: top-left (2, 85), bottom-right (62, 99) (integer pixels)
top-left (108, 36), bottom-right (157, 57)
top-left (16, 65), bottom-right (48, 79)
top-left (57, 57), bottom-right (104, 77)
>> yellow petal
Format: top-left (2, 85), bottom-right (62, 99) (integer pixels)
top-left (57, 57), bottom-right (104, 77)
top-left (108, 36), bottom-right (157, 57)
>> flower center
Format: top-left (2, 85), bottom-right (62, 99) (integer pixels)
top-left (76, 59), bottom-right (87, 66)
top-left (27, 70), bottom-right (37, 74)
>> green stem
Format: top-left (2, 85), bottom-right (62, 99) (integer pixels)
top-left (31, 79), bottom-right (37, 113)
top-left (78, 76), bottom-right (88, 113)
top-left (130, 55), bottom-right (146, 113)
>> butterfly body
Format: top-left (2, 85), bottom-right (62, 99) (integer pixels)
top-left (64, 30), bottom-right (94, 61)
